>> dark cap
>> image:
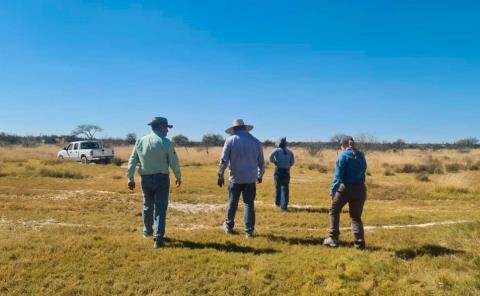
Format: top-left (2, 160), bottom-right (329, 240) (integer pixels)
top-left (276, 137), bottom-right (287, 148)
top-left (340, 136), bottom-right (354, 145)
top-left (147, 117), bottom-right (173, 128)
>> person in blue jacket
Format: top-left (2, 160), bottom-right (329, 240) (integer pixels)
top-left (269, 137), bottom-right (295, 211)
top-left (324, 136), bottom-right (367, 249)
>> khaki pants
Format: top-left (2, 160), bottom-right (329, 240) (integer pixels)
top-left (329, 183), bottom-right (367, 243)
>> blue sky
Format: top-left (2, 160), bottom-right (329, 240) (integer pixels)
top-left (0, 1), bottom-right (479, 143)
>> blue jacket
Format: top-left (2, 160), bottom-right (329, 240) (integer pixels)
top-left (269, 147), bottom-right (295, 169)
top-left (330, 148), bottom-right (367, 195)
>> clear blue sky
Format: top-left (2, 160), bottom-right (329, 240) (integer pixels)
top-left (1, 1), bottom-right (479, 143)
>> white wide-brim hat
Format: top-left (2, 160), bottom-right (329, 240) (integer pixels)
top-left (225, 119), bottom-right (254, 135)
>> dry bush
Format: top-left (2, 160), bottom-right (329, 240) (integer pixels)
top-left (24, 165), bottom-right (36, 172)
top-left (39, 168), bottom-right (87, 179)
top-left (445, 163), bottom-right (466, 173)
top-left (183, 162), bottom-right (203, 167)
top-left (112, 158), bottom-right (124, 166)
top-left (394, 157), bottom-right (444, 174)
top-left (2, 158), bottom-right (27, 163)
top-left (467, 160), bottom-right (480, 171)
top-left (41, 159), bottom-right (64, 166)
top-left (307, 163), bottom-right (328, 173)
top-left (415, 173), bottom-right (430, 182)
top-left (303, 144), bottom-right (322, 157)
top-left (384, 168), bottom-right (395, 176)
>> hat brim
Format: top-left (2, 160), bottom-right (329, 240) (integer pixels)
top-left (225, 125), bottom-right (253, 135)
top-left (147, 122), bottom-right (173, 128)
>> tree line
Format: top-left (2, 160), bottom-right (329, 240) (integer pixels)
top-left (1, 131), bottom-right (479, 151)
top-left (1, 124), bottom-right (478, 151)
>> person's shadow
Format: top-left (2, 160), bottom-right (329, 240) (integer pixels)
top-left (165, 238), bottom-right (279, 255)
top-left (263, 234), bottom-right (385, 252)
top-left (394, 244), bottom-right (465, 260)
top-left (287, 206), bottom-right (349, 214)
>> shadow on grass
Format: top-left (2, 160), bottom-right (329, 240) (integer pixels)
top-left (287, 207), bottom-right (349, 214)
top-left (263, 234), bottom-right (383, 252)
top-left (395, 244), bottom-right (465, 260)
top-left (264, 234), bottom-right (325, 245)
top-left (165, 238), bottom-right (279, 255)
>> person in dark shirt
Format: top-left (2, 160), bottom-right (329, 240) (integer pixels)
top-left (269, 137), bottom-right (295, 211)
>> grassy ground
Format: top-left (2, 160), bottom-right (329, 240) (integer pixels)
top-left (1, 145), bottom-right (479, 295)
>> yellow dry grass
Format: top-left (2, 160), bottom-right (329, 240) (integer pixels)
top-left (1, 145), bottom-right (480, 295)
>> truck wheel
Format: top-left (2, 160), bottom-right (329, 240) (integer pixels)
top-left (58, 156), bottom-right (64, 160)
top-left (104, 158), bottom-right (111, 164)
top-left (81, 156), bottom-right (89, 164)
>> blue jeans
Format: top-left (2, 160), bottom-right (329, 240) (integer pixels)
top-left (274, 168), bottom-right (290, 209)
top-left (141, 174), bottom-right (170, 241)
top-left (225, 183), bottom-right (256, 234)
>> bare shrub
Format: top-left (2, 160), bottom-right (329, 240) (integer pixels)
top-left (415, 173), bottom-right (430, 182)
top-left (304, 143), bottom-right (322, 157)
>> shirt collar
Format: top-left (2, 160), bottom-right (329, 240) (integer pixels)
top-left (152, 131), bottom-right (166, 138)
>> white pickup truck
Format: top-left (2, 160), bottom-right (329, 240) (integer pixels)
top-left (57, 141), bottom-right (114, 164)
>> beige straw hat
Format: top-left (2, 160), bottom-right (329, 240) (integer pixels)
top-left (225, 119), bottom-right (254, 135)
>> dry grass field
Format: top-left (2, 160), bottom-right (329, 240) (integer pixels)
top-left (1, 144), bottom-right (480, 295)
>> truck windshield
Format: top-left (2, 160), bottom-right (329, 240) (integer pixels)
top-left (80, 142), bottom-right (100, 149)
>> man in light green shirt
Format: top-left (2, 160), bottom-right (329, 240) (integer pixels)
top-left (127, 117), bottom-right (181, 248)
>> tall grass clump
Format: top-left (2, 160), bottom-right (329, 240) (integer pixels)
top-left (445, 163), bottom-right (466, 173)
top-left (415, 173), bottom-right (430, 182)
top-left (394, 157), bottom-right (444, 174)
top-left (41, 159), bottom-right (64, 166)
top-left (2, 158), bottom-right (27, 163)
top-left (112, 158), bottom-right (124, 166)
top-left (39, 168), bottom-right (87, 179)
top-left (307, 163), bottom-right (328, 173)
top-left (383, 168), bottom-right (395, 176)
top-left (0, 169), bottom-right (8, 177)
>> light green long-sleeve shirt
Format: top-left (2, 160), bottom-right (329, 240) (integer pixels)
top-left (127, 132), bottom-right (181, 182)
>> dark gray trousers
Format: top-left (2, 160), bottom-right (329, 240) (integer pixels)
top-left (329, 183), bottom-right (367, 243)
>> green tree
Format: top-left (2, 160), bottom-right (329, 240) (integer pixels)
top-left (455, 137), bottom-right (479, 147)
top-left (202, 134), bottom-right (224, 154)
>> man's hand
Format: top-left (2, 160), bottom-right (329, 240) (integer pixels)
top-left (128, 180), bottom-right (135, 191)
top-left (217, 177), bottom-right (225, 188)
top-left (175, 180), bottom-right (182, 187)
top-left (257, 177), bottom-right (263, 184)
